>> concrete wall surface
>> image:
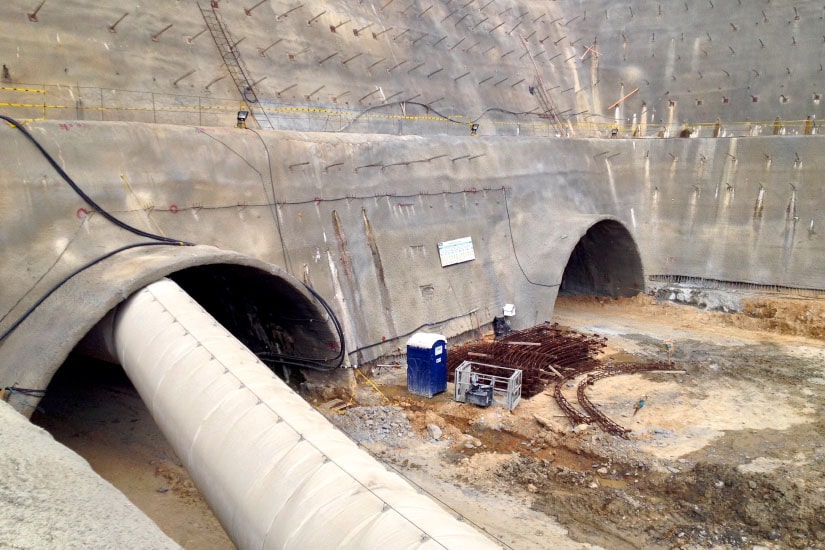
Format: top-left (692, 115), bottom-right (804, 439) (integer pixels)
top-left (1, 0), bottom-right (824, 545)
top-left (1, 120), bottom-right (823, 393)
top-left (1, 0), bottom-right (822, 136)
top-left (0, 400), bottom-right (179, 548)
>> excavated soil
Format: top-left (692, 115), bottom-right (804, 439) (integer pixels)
top-left (31, 291), bottom-right (825, 549)
top-left (323, 292), bottom-right (825, 550)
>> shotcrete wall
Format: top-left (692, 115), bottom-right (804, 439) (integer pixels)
top-left (2, 120), bottom-right (824, 395)
top-left (2, 1), bottom-right (822, 136)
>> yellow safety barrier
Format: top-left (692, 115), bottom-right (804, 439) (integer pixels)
top-left (0, 81), bottom-right (817, 135)
top-left (0, 86), bottom-right (44, 94)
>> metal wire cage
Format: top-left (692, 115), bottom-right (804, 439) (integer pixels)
top-left (453, 361), bottom-right (522, 411)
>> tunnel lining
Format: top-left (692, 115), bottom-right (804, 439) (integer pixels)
top-left (0, 246), bottom-right (341, 417)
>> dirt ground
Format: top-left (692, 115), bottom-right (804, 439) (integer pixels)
top-left (31, 290), bottom-right (825, 549)
top-left (325, 292), bottom-right (825, 550)
top-left (31, 360), bottom-right (235, 549)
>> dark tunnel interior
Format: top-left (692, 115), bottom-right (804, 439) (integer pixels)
top-left (168, 264), bottom-right (343, 375)
top-left (558, 220), bottom-right (644, 298)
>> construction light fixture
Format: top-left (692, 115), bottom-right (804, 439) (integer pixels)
top-left (236, 110), bottom-right (249, 129)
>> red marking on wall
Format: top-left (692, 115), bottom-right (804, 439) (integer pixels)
top-left (59, 122), bottom-right (86, 131)
top-left (76, 207), bottom-right (88, 219)
top-left (169, 204), bottom-right (179, 214)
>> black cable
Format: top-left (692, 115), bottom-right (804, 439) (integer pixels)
top-left (255, 282), bottom-right (347, 371)
top-left (501, 187), bottom-right (561, 288)
top-left (301, 282), bottom-right (345, 367)
top-left (0, 242), bottom-right (185, 344)
top-left (242, 86), bottom-right (258, 104)
top-left (95, 186), bottom-right (506, 211)
top-left (3, 385), bottom-right (46, 397)
top-left (248, 128), bottom-right (292, 272)
top-left (335, 100), bottom-right (548, 132)
top-left (214, 186), bottom-right (505, 207)
top-left (0, 116), bottom-right (347, 371)
top-left (502, 186), bottom-right (561, 289)
top-left (0, 115), bottom-right (191, 246)
top-left (337, 100), bottom-right (467, 132)
top-left (470, 107), bottom-right (535, 124)
top-left (347, 308), bottom-right (479, 357)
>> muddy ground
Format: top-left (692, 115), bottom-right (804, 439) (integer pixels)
top-left (32, 291), bottom-right (825, 549)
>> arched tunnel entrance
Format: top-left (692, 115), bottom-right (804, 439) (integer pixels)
top-left (29, 263), bottom-right (494, 548)
top-left (558, 219), bottom-right (644, 298)
top-left (31, 261), bottom-right (348, 546)
top-left (73, 262), bottom-right (345, 383)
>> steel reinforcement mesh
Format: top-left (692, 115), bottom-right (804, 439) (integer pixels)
top-left (447, 322), bottom-right (676, 437)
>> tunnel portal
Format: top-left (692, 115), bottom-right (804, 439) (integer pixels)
top-left (559, 220), bottom-right (644, 298)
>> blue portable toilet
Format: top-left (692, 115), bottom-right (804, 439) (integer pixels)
top-left (406, 332), bottom-right (447, 397)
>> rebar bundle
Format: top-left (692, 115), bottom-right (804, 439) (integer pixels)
top-left (447, 323), bottom-right (680, 437)
top-left (447, 322), bottom-right (606, 398)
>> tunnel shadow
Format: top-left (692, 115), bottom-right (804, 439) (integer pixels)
top-left (168, 264), bottom-right (342, 379)
top-left (558, 219), bottom-right (644, 298)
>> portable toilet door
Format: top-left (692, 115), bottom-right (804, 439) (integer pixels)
top-left (406, 332), bottom-right (447, 397)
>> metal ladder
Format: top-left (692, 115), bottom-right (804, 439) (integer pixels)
top-left (519, 35), bottom-right (568, 137)
top-left (199, 3), bottom-right (273, 129)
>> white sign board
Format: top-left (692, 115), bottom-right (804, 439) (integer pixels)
top-left (438, 236), bottom-right (475, 267)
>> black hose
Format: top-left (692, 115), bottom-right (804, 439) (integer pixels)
top-left (3, 385), bottom-right (46, 398)
top-left (0, 116), bottom-right (346, 372)
top-left (253, 283), bottom-right (346, 371)
top-left (0, 114), bottom-right (191, 246)
top-left (300, 282), bottom-right (346, 367)
top-left (347, 309), bottom-right (479, 357)
top-left (337, 100), bottom-right (467, 132)
top-left (503, 186), bottom-right (561, 289)
top-left (0, 242), bottom-right (186, 343)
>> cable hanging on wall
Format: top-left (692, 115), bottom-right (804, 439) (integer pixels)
top-left (0, 115), bottom-right (346, 371)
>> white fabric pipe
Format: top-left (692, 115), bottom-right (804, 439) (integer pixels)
top-left (111, 278), bottom-right (498, 550)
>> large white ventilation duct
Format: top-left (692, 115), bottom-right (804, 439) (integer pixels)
top-left (110, 278), bottom-right (498, 549)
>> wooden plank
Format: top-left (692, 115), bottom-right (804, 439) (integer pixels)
top-left (607, 87), bottom-right (639, 110)
top-left (506, 341), bottom-right (541, 346)
top-left (467, 352), bottom-right (490, 357)
top-left (546, 364), bottom-right (563, 377)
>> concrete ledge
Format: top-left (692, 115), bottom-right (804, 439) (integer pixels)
top-left (0, 401), bottom-right (178, 549)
